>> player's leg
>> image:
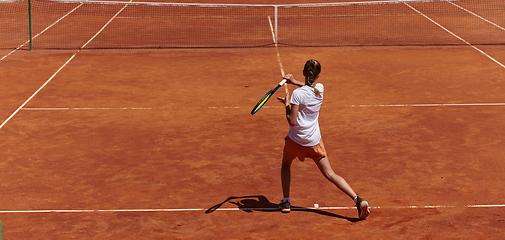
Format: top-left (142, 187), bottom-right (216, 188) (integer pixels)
top-left (313, 156), bottom-right (370, 219)
top-left (280, 153), bottom-right (296, 212)
top-left (281, 153), bottom-right (296, 198)
top-left (313, 156), bottom-right (357, 198)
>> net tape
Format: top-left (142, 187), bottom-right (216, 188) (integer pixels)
top-left (34, 0), bottom-right (457, 8)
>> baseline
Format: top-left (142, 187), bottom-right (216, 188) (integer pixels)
top-left (0, 204), bottom-right (503, 214)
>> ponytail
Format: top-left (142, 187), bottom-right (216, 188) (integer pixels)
top-left (309, 81), bottom-right (322, 96)
top-left (303, 59), bottom-right (322, 96)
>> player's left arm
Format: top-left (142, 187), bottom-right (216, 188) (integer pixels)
top-left (283, 74), bottom-right (304, 87)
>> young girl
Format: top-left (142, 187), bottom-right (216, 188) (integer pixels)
top-left (277, 59), bottom-right (370, 219)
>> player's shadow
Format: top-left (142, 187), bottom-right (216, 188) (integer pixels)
top-left (205, 195), bottom-right (361, 222)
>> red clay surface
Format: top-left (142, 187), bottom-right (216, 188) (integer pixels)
top-left (1, 1), bottom-right (505, 239)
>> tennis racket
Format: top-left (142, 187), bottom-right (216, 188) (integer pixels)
top-left (251, 79), bottom-right (287, 115)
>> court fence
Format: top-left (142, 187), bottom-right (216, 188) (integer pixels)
top-left (1, 0), bottom-right (505, 49)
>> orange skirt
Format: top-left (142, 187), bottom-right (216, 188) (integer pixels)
top-left (284, 136), bottom-right (327, 161)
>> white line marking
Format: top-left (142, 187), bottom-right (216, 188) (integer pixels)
top-left (0, 1), bottom-right (132, 130)
top-left (80, 2), bottom-right (130, 49)
top-left (400, 0), bottom-right (505, 69)
top-left (18, 102), bottom-right (505, 111)
top-left (20, 107), bottom-right (153, 111)
top-left (448, 1), bottom-right (505, 32)
top-left (352, 102), bottom-right (505, 107)
top-left (268, 15), bottom-right (288, 93)
top-left (0, 204), bottom-right (503, 214)
top-left (0, 54), bottom-right (78, 130)
top-left (466, 204), bottom-right (505, 208)
top-left (1, 3), bottom-right (84, 61)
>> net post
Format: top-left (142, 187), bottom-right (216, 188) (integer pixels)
top-left (274, 5), bottom-right (278, 44)
top-left (28, 0), bottom-right (32, 50)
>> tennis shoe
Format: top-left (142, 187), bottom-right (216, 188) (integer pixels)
top-left (356, 196), bottom-right (370, 219)
top-left (279, 200), bottom-right (291, 213)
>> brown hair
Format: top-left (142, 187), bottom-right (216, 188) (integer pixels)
top-left (303, 59), bottom-right (322, 95)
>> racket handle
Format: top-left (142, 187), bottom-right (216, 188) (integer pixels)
top-left (279, 79), bottom-right (288, 93)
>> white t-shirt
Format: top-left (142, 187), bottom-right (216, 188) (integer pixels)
top-left (287, 83), bottom-right (324, 146)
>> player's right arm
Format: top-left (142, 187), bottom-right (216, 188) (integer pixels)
top-left (278, 91), bottom-right (298, 126)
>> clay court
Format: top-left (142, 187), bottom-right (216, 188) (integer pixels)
top-left (1, 0), bottom-right (505, 239)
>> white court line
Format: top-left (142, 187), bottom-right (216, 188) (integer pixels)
top-left (268, 16), bottom-right (285, 76)
top-left (0, 1), bottom-right (132, 130)
top-left (79, 2), bottom-right (131, 49)
top-left (268, 15), bottom-right (288, 94)
top-left (18, 102), bottom-right (505, 111)
top-left (353, 102), bottom-right (505, 107)
top-left (1, 2), bottom-right (84, 61)
top-left (400, 0), bottom-right (505, 69)
top-left (448, 1), bottom-right (505, 32)
top-left (0, 54), bottom-right (79, 130)
top-left (0, 204), bottom-right (503, 214)
top-left (20, 108), bottom-right (154, 111)
top-left (19, 107), bottom-right (245, 111)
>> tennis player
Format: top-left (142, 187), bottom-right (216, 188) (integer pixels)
top-left (277, 59), bottom-right (370, 219)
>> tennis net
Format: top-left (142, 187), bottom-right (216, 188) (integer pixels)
top-left (1, 0), bottom-right (29, 49)
top-left (1, 0), bottom-right (505, 49)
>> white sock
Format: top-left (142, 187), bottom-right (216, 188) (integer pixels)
top-left (283, 197), bottom-right (290, 203)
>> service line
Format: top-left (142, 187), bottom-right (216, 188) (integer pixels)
top-left (18, 102), bottom-right (505, 112)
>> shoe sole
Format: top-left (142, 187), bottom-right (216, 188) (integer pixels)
top-left (281, 208), bottom-right (291, 213)
top-left (359, 200), bottom-right (370, 219)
